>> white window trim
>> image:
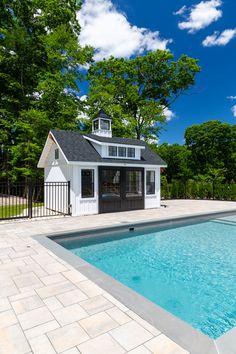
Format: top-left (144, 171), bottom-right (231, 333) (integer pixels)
top-left (145, 169), bottom-right (156, 196)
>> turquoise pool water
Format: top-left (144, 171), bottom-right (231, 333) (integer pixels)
top-left (60, 216), bottom-right (236, 339)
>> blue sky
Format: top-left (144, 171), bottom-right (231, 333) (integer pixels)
top-left (78, 0), bottom-right (236, 144)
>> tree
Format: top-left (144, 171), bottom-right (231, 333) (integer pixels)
top-left (0, 0), bottom-right (93, 180)
top-left (155, 143), bottom-right (192, 182)
top-left (86, 50), bottom-right (200, 141)
top-left (185, 121), bottom-right (236, 182)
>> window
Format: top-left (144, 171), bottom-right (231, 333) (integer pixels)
top-left (81, 170), bottom-right (94, 198)
top-left (146, 170), bottom-right (155, 195)
top-left (118, 147), bottom-right (126, 157)
top-left (100, 119), bottom-right (110, 130)
top-left (101, 170), bottom-right (120, 198)
top-left (93, 120), bottom-right (99, 131)
top-left (127, 148), bottom-right (135, 158)
top-left (126, 170), bottom-right (143, 197)
top-left (55, 148), bottom-right (59, 160)
top-left (108, 146), bottom-right (117, 156)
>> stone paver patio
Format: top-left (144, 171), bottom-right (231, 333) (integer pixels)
top-left (0, 199), bottom-right (236, 354)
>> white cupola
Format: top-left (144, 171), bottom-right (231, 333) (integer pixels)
top-left (92, 110), bottom-right (112, 138)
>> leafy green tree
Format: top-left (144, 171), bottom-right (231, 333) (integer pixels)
top-left (86, 51), bottom-right (200, 141)
top-left (185, 121), bottom-right (236, 182)
top-left (155, 143), bottom-right (192, 182)
top-left (0, 0), bottom-right (93, 180)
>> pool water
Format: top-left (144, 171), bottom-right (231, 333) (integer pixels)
top-left (60, 216), bottom-right (236, 339)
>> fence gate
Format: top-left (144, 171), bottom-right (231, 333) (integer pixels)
top-left (0, 181), bottom-right (71, 220)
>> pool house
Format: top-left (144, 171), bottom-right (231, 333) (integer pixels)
top-left (38, 111), bottom-right (167, 216)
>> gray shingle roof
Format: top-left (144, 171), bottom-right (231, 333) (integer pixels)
top-left (51, 130), bottom-right (166, 166)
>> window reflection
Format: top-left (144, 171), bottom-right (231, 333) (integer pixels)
top-left (126, 171), bottom-right (142, 197)
top-left (101, 170), bottom-right (120, 198)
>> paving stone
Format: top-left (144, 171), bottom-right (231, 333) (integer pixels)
top-left (57, 289), bottom-right (88, 306)
top-left (25, 320), bottom-right (60, 339)
top-left (12, 294), bottom-right (44, 314)
top-left (62, 348), bottom-right (81, 354)
top-left (78, 333), bottom-right (125, 354)
top-left (79, 311), bottom-right (118, 337)
top-left (63, 270), bottom-right (87, 283)
top-left (13, 272), bottom-right (42, 288)
top-left (77, 280), bottom-right (103, 297)
top-left (41, 273), bottom-right (66, 285)
top-left (0, 283), bottom-right (19, 298)
top-left (36, 281), bottom-right (76, 299)
top-left (53, 303), bottom-right (88, 326)
top-left (43, 296), bottom-right (63, 311)
top-left (18, 306), bottom-right (54, 330)
top-left (0, 298), bottom-right (11, 312)
top-left (103, 292), bottom-right (129, 312)
top-left (29, 334), bottom-right (56, 354)
top-left (42, 262), bottom-right (68, 275)
top-left (0, 310), bottom-right (18, 329)
top-left (145, 335), bottom-right (189, 354)
top-left (0, 324), bottom-right (31, 354)
top-left (128, 346), bottom-right (151, 354)
top-left (31, 254), bottom-right (56, 266)
top-left (110, 321), bottom-right (153, 351)
top-left (9, 290), bottom-right (36, 302)
top-left (106, 307), bottom-right (131, 325)
top-left (80, 295), bottom-right (113, 315)
top-left (47, 322), bottom-right (89, 353)
top-left (18, 264), bottom-right (47, 277)
top-left (127, 310), bottom-right (161, 336)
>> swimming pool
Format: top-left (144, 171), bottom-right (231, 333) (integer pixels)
top-left (59, 215), bottom-right (236, 340)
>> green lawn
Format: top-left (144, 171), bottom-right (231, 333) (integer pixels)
top-left (0, 203), bottom-right (43, 219)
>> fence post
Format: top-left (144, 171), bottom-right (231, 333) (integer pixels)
top-left (28, 181), bottom-right (33, 218)
top-left (67, 181), bottom-right (71, 215)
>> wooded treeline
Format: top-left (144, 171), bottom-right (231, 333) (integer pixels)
top-left (155, 120), bottom-right (236, 200)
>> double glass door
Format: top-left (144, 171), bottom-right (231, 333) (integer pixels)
top-left (99, 167), bottom-right (144, 213)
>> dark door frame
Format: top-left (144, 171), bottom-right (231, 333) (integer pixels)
top-left (98, 166), bottom-right (144, 214)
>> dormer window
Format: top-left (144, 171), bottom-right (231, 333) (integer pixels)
top-left (118, 147), bottom-right (126, 157)
top-left (127, 148), bottom-right (135, 158)
top-left (109, 146), bottom-right (117, 156)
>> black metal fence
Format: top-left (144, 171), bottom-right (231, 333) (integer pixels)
top-left (0, 181), bottom-right (71, 220)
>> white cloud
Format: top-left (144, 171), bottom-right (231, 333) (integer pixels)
top-left (164, 108), bottom-right (175, 122)
top-left (232, 105), bottom-right (236, 117)
top-left (227, 96), bottom-right (236, 100)
top-left (203, 28), bottom-right (236, 46)
top-left (77, 0), bottom-right (172, 61)
top-left (175, 0), bottom-right (222, 33)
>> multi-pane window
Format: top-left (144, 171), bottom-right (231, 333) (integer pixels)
top-left (146, 170), bottom-right (155, 195)
top-left (100, 119), bottom-right (110, 130)
top-left (101, 170), bottom-right (120, 198)
top-left (126, 170), bottom-right (142, 197)
top-left (81, 170), bottom-right (94, 198)
top-left (118, 147), bottom-right (126, 157)
top-left (55, 148), bottom-right (59, 160)
top-left (93, 120), bottom-right (99, 130)
top-left (127, 148), bottom-right (135, 158)
top-left (108, 146), bottom-right (117, 157)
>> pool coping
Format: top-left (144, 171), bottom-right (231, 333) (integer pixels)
top-left (33, 209), bottom-right (236, 354)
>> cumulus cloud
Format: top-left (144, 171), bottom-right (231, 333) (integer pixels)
top-left (164, 108), bottom-right (175, 121)
top-left (203, 28), bottom-right (236, 46)
top-left (175, 0), bottom-right (222, 33)
top-left (227, 96), bottom-right (236, 100)
top-left (77, 0), bottom-right (172, 61)
top-left (232, 105), bottom-right (236, 117)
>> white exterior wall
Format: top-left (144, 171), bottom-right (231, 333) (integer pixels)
top-left (144, 167), bottom-right (161, 209)
top-left (72, 165), bottom-right (98, 216)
